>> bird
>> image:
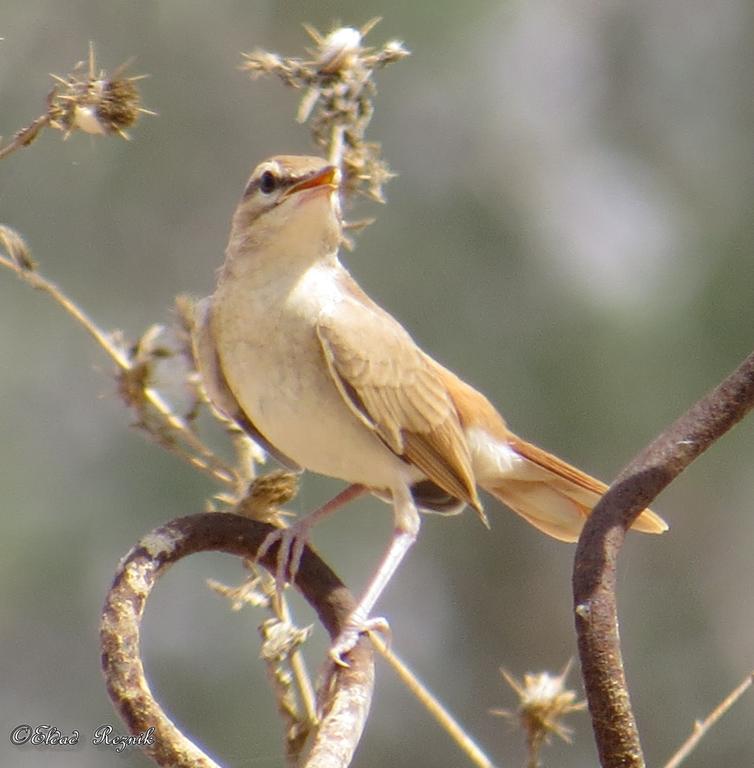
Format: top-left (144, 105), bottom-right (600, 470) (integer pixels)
top-left (193, 154), bottom-right (668, 662)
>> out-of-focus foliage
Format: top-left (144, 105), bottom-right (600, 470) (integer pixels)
top-left (1, 2), bottom-right (752, 766)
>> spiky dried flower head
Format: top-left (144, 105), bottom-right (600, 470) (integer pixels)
top-left (232, 470), bottom-right (300, 525)
top-left (260, 617), bottom-right (312, 662)
top-left (242, 19), bottom-right (409, 206)
top-left (491, 661), bottom-right (586, 764)
top-left (311, 25), bottom-right (363, 74)
top-left (47, 43), bottom-right (153, 140)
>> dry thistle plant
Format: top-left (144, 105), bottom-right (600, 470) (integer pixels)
top-left (2, 49), bottom-right (260, 501)
top-left (207, 564), bottom-right (317, 761)
top-left (490, 661), bottom-right (587, 768)
top-left (0, 232), bottom-right (243, 492)
top-left (243, 18), bottom-right (409, 206)
top-left (0, 43), bottom-right (153, 161)
top-left (47, 42), bottom-right (154, 139)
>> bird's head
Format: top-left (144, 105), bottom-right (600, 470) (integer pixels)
top-left (229, 155), bottom-right (342, 255)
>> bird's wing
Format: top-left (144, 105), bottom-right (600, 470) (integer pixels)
top-left (192, 297), bottom-right (301, 470)
top-left (316, 281), bottom-right (482, 515)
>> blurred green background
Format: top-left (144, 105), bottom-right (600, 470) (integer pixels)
top-left (2, 1), bottom-right (752, 766)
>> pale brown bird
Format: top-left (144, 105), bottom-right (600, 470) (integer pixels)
top-left (194, 155), bottom-right (667, 661)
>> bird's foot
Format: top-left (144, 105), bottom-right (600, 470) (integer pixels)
top-left (257, 518), bottom-right (312, 597)
top-left (329, 613), bottom-right (391, 666)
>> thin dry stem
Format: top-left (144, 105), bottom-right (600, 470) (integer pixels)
top-left (329, 123), bottom-right (346, 168)
top-left (276, 576), bottom-right (318, 727)
top-left (370, 634), bottom-right (496, 768)
top-left (210, 563), bottom-right (318, 761)
top-left (0, 250), bottom-right (235, 487)
top-left (215, 475), bottom-right (319, 745)
top-left (0, 115), bottom-right (51, 160)
top-left (260, 611), bottom-right (315, 765)
top-left (663, 671), bottom-right (753, 768)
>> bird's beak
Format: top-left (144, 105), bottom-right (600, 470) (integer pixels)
top-left (285, 165), bottom-right (339, 198)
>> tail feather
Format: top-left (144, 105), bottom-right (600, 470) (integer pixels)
top-left (484, 479), bottom-right (588, 542)
top-left (483, 477), bottom-right (667, 542)
top-left (476, 433), bottom-right (668, 542)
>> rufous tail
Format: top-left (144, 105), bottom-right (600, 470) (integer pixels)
top-left (480, 434), bottom-right (668, 543)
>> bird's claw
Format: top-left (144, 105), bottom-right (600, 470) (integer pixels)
top-left (329, 614), bottom-right (391, 666)
top-left (257, 520), bottom-right (312, 597)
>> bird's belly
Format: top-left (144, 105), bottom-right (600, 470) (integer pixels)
top-left (216, 302), bottom-right (408, 490)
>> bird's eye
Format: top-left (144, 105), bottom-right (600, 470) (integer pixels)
top-left (259, 170), bottom-right (277, 195)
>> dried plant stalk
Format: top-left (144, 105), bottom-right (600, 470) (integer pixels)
top-left (371, 635), bottom-right (496, 768)
top-left (663, 671), bottom-right (753, 768)
top-left (0, 243), bottom-right (236, 488)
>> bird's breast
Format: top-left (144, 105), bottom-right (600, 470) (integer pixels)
top-left (211, 262), bottom-right (411, 488)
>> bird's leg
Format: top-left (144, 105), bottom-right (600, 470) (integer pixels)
top-left (330, 483), bottom-right (420, 664)
top-left (257, 483), bottom-right (367, 594)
